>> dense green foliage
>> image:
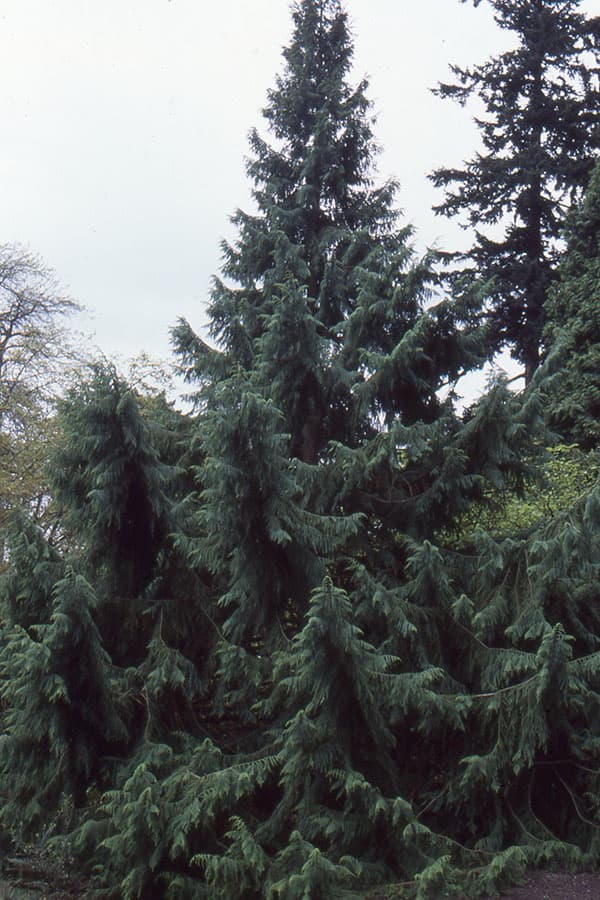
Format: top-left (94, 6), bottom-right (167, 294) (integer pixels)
top-left (0, 1), bottom-right (599, 898)
top-left (545, 161), bottom-right (600, 447)
top-left (448, 443), bottom-right (600, 540)
top-left (432, 0), bottom-right (600, 381)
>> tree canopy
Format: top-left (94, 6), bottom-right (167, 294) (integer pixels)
top-left (0, 245), bottom-right (82, 533)
top-left (0, 1), bottom-right (599, 898)
top-left (432, 0), bottom-right (600, 381)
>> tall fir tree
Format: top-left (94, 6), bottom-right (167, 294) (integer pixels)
top-left (431, 0), bottom-right (600, 381)
top-left (173, 0), bottom-right (484, 461)
top-left (172, 0), bottom-right (526, 630)
top-left (163, 0), bottom-right (547, 895)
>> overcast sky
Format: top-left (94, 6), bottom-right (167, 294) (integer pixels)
top-left (2, 0), bottom-right (595, 384)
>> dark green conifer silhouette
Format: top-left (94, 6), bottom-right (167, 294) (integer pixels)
top-left (432, 0), bottom-right (600, 381)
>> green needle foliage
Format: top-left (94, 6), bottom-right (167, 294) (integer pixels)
top-left (441, 484), bottom-right (600, 869)
top-left (545, 161), bottom-right (600, 448)
top-left (0, 563), bottom-right (126, 838)
top-left (49, 363), bottom-right (174, 601)
top-left (195, 373), bottom-right (359, 647)
top-left (432, 0), bottom-right (600, 381)
top-left (1, 2), bottom-right (600, 898)
top-left (0, 510), bottom-right (65, 628)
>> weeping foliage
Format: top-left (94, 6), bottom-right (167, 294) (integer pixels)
top-left (71, 738), bottom-right (280, 900)
top-left (1, 1), bottom-right (600, 898)
top-left (0, 564), bottom-right (126, 838)
top-left (49, 363), bottom-right (174, 599)
top-left (194, 372), bottom-right (360, 645)
top-left (0, 510), bottom-right (65, 628)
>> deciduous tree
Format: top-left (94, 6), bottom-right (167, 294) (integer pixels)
top-left (0, 245), bottom-right (81, 529)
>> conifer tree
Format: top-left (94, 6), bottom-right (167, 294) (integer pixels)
top-left (195, 372), bottom-right (359, 647)
top-left (46, 363), bottom-right (217, 736)
top-left (173, 0), bottom-right (483, 462)
top-left (0, 511), bottom-right (64, 628)
top-left (0, 563), bottom-right (126, 837)
top-left (160, 0), bottom-right (546, 895)
top-left (440, 481), bottom-right (600, 867)
top-left (432, 0), bottom-right (600, 381)
top-left (544, 160), bottom-right (600, 447)
top-left (5, 2), bottom-right (599, 898)
top-left (172, 0), bottom-right (529, 641)
top-left (49, 363), bottom-right (174, 601)
top-left (47, 363), bottom-right (181, 669)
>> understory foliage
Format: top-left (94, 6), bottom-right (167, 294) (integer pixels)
top-left (1, 1), bottom-right (600, 898)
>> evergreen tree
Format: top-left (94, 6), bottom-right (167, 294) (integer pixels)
top-left (441, 482), bottom-right (600, 869)
top-left (544, 161), bottom-right (600, 447)
top-left (5, 2), bottom-right (600, 898)
top-left (194, 372), bottom-right (358, 647)
top-left (161, 0), bottom-right (545, 895)
top-left (49, 363), bottom-right (173, 601)
top-left (173, 0), bottom-right (525, 637)
top-left (0, 563), bottom-right (126, 837)
top-left (432, 0), bottom-right (600, 381)
top-left (173, 0), bottom-right (483, 462)
top-left (0, 511), bottom-right (64, 628)
top-left (46, 363), bottom-right (216, 727)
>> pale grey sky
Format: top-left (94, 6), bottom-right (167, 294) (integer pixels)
top-left (2, 0), bottom-right (593, 382)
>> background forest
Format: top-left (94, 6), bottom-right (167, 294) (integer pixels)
top-left (0, 0), bottom-right (599, 897)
